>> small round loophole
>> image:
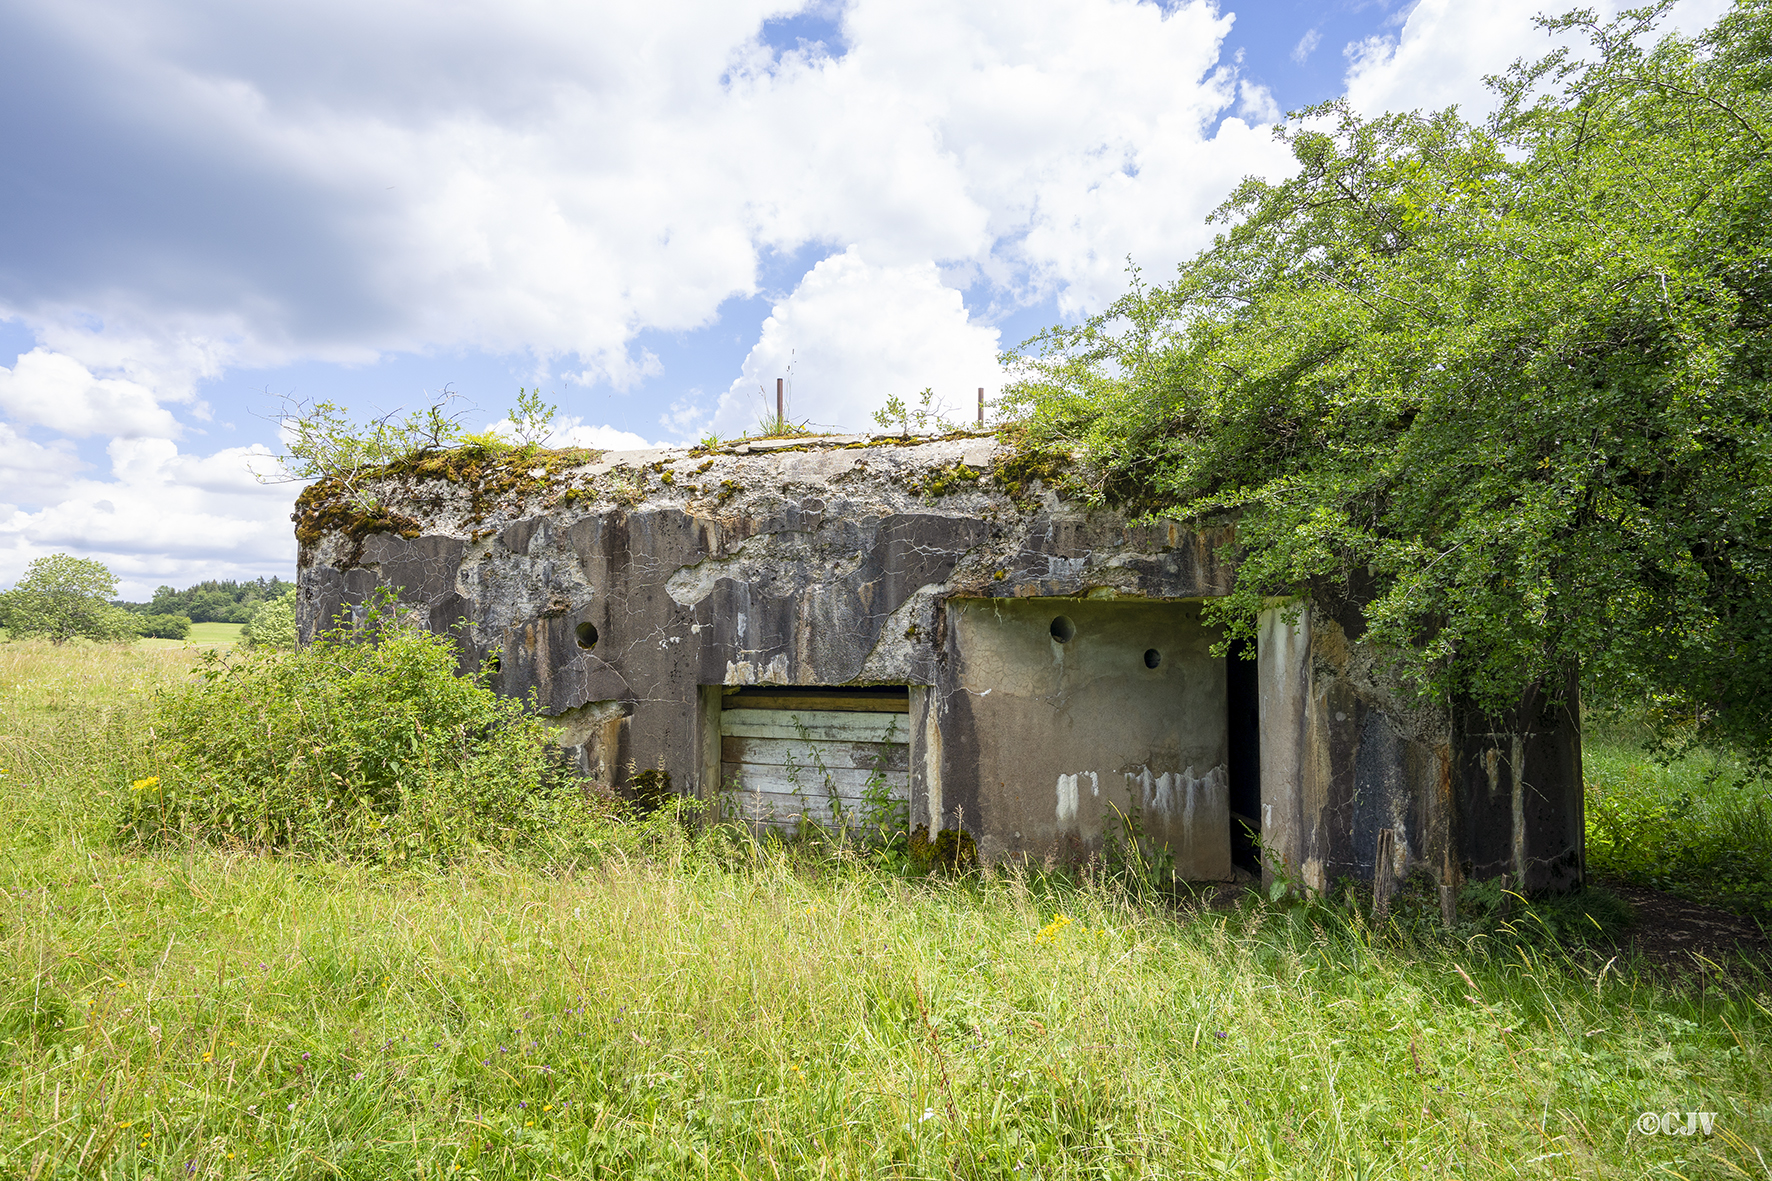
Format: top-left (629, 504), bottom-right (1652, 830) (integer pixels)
top-left (1144, 648), bottom-right (1162, 669)
top-left (575, 622), bottom-right (599, 650)
top-left (1049, 615), bottom-right (1076, 644)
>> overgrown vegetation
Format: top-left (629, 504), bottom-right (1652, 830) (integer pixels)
top-left (117, 595), bottom-right (608, 865)
top-left (266, 387), bottom-right (566, 515)
top-left (1001, 0), bottom-right (1772, 772)
top-left (291, 441), bottom-right (601, 561)
top-left (1, 640), bottom-right (1769, 1178)
top-left (1584, 710), bottom-right (1772, 924)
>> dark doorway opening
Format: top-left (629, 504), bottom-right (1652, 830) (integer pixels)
top-left (1226, 637), bottom-right (1262, 873)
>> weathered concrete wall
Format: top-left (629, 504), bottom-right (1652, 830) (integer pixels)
top-left (1255, 603), bottom-right (1584, 899)
top-left (294, 431), bottom-right (1585, 893)
top-left (937, 598), bottom-right (1229, 875)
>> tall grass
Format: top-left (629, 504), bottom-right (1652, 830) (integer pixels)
top-left (1, 641), bottom-right (1769, 1178)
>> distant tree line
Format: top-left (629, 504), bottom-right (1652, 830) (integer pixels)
top-left (117, 576), bottom-right (295, 624)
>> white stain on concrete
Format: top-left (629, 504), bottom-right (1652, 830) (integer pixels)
top-left (1056, 774), bottom-right (1079, 823)
top-left (1125, 764), bottom-right (1228, 829)
top-left (1055, 771), bottom-right (1099, 825)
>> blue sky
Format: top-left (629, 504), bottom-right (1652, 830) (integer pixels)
top-left (0, 0), bottom-right (1730, 596)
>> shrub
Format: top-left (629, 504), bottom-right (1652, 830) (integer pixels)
top-left (241, 589), bottom-right (296, 649)
top-left (134, 613), bottom-right (192, 640)
top-left (117, 598), bottom-right (608, 863)
top-left (1, 553), bottom-right (138, 643)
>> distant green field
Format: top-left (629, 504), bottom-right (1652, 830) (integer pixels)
top-left (137, 620), bottom-right (245, 649)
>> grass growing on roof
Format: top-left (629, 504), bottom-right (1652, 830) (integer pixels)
top-left (0, 641), bottom-right (1768, 1179)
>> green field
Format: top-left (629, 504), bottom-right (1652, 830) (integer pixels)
top-left (136, 621), bottom-right (245, 650)
top-left (0, 641), bottom-right (1767, 1179)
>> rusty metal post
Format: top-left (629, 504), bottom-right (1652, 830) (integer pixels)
top-left (776, 377), bottom-right (784, 427)
top-left (977, 386), bottom-right (984, 426)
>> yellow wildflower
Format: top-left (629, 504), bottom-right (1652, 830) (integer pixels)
top-left (1034, 914), bottom-right (1074, 946)
top-left (131, 776), bottom-right (160, 792)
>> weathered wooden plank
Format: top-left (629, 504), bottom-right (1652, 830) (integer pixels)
top-left (721, 735), bottom-right (910, 773)
top-left (719, 762), bottom-right (908, 801)
top-left (719, 708), bottom-right (907, 743)
top-left (717, 784), bottom-right (909, 827)
top-left (720, 691), bottom-right (909, 714)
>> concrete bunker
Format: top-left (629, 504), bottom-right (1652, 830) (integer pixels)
top-left (295, 431), bottom-right (1584, 899)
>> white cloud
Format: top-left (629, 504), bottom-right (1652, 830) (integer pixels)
top-left (0, 349), bottom-right (182, 438)
top-left (0, 0), bottom-right (1292, 396)
top-left (495, 416), bottom-right (661, 452)
top-left (0, 422), bottom-right (80, 504)
top-left (1344, 0), bottom-right (1734, 121)
top-left (23, 0), bottom-right (1713, 586)
top-left (1238, 81), bottom-right (1282, 125)
top-left (714, 246), bottom-right (1004, 436)
top-left (1292, 28), bottom-right (1322, 64)
top-left (0, 438), bottom-right (294, 598)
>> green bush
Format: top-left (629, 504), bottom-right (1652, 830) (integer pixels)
top-left (118, 599), bottom-right (609, 864)
top-left (1584, 743), bottom-right (1772, 924)
top-left (133, 613), bottom-right (192, 639)
top-left (241, 589), bottom-right (296, 649)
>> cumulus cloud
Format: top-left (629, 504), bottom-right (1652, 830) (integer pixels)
top-left (0, 438), bottom-right (293, 598)
top-left (18, 0), bottom-right (1685, 585)
top-left (0, 0), bottom-right (1291, 393)
top-left (0, 422), bottom-right (80, 504)
top-left (0, 349), bottom-right (182, 438)
top-left (1344, 0), bottom-right (1734, 120)
top-left (713, 247), bottom-right (1004, 436)
top-left (486, 415), bottom-right (661, 452)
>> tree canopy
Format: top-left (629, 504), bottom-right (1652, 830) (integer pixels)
top-left (0, 554), bottom-right (138, 644)
top-left (133, 577), bottom-right (294, 624)
top-left (1002, 1), bottom-right (1772, 766)
top-left (242, 589), bottom-right (298, 650)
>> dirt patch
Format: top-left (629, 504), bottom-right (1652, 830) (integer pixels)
top-left (1184, 875), bottom-right (1770, 987)
top-left (1599, 879), bottom-right (1771, 981)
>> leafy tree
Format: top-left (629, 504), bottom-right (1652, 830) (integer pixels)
top-left (1003, 1), bottom-right (1772, 767)
top-left (242, 589), bottom-right (297, 650)
top-left (135, 614), bottom-right (193, 640)
top-left (0, 554), bottom-right (138, 643)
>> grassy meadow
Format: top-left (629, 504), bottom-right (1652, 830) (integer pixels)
top-left (0, 641), bottom-right (1768, 1179)
top-left (136, 622), bottom-right (245, 651)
